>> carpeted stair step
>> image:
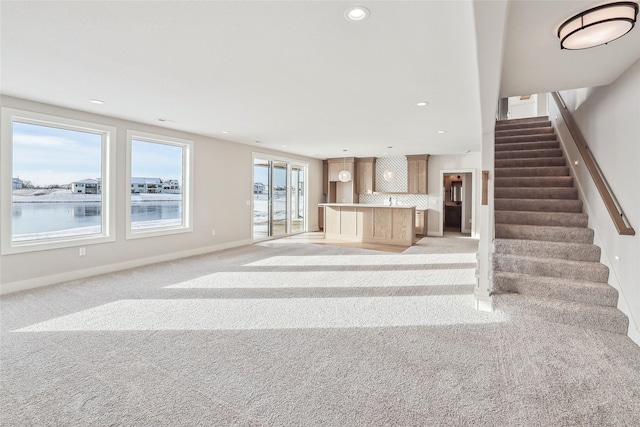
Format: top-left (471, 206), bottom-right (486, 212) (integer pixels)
top-left (492, 271), bottom-right (618, 307)
top-left (495, 134), bottom-right (558, 144)
top-left (495, 157), bottom-right (566, 168)
top-left (494, 239), bottom-right (600, 262)
top-left (495, 176), bottom-right (573, 187)
top-left (495, 148), bottom-right (563, 160)
top-left (495, 126), bottom-right (555, 138)
top-left (493, 253), bottom-right (608, 283)
top-left (495, 198), bottom-right (582, 213)
top-left (492, 115), bottom-right (629, 336)
top-left (495, 166), bottom-right (570, 178)
top-left (495, 223), bottom-right (594, 244)
top-left (495, 141), bottom-right (559, 152)
top-left (496, 116), bottom-right (550, 126)
top-left (495, 210), bottom-right (589, 227)
top-left (493, 293), bottom-right (629, 334)
top-left (495, 120), bottom-right (552, 131)
top-left (495, 187), bottom-right (578, 200)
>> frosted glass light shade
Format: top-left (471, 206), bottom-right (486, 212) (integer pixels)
top-left (338, 170), bottom-right (352, 182)
top-left (558, 2), bottom-right (638, 50)
top-left (383, 169), bottom-right (396, 182)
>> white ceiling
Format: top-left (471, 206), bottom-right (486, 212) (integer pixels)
top-left (1, 1), bottom-right (639, 159)
top-left (500, 0), bottom-right (640, 98)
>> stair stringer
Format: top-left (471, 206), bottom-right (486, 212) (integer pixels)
top-left (551, 114), bottom-right (638, 344)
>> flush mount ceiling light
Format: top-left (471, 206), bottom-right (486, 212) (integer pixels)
top-left (89, 99), bottom-right (104, 104)
top-left (345, 6), bottom-right (370, 22)
top-left (338, 149), bottom-right (352, 182)
top-left (437, 130), bottom-right (446, 134)
top-left (557, 2), bottom-right (639, 50)
top-left (416, 102), bottom-right (429, 107)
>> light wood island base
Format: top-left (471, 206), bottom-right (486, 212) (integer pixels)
top-left (321, 204), bottom-right (416, 246)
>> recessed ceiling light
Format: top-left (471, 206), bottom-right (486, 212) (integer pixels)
top-left (416, 102), bottom-right (429, 107)
top-left (345, 6), bottom-right (370, 22)
top-left (383, 152), bottom-right (388, 155)
top-left (255, 140), bottom-right (262, 144)
top-left (222, 130), bottom-right (229, 134)
top-left (437, 130), bottom-right (446, 134)
top-left (387, 146), bottom-right (393, 149)
top-left (158, 118), bottom-right (175, 123)
top-left (89, 99), bottom-right (104, 105)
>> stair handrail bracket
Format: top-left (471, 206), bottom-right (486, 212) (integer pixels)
top-left (551, 92), bottom-right (635, 236)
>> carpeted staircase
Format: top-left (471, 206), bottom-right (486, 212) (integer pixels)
top-left (492, 116), bottom-right (629, 334)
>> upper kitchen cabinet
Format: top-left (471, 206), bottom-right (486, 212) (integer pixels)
top-left (356, 157), bottom-right (375, 195)
top-left (326, 157), bottom-right (357, 204)
top-left (322, 160), bottom-right (328, 195)
top-left (327, 157), bottom-right (354, 182)
top-left (406, 155), bottom-right (429, 194)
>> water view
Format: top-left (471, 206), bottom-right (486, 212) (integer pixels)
top-left (12, 200), bottom-right (182, 240)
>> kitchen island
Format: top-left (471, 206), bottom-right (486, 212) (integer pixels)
top-left (320, 203), bottom-right (416, 246)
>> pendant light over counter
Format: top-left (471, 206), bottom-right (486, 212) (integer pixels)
top-left (338, 149), bottom-right (352, 182)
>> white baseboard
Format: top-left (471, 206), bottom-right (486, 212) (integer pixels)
top-left (474, 294), bottom-right (494, 312)
top-left (0, 239), bottom-right (253, 296)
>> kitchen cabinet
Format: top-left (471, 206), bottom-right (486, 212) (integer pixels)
top-left (356, 157), bottom-right (375, 194)
top-left (407, 154), bottom-right (429, 194)
top-left (327, 158), bottom-right (354, 182)
top-left (322, 160), bottom-right (328, 195)
top-left (318, 206), bottom-right (324, 230)
top-left (327, 157), bottom-right (357, 204)
top-left (415, 209), bottom-right (427, 236)
top-left (322, 204), bottom-right (416, 246)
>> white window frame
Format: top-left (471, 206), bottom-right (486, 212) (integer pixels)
top-left (251, 152), bottom-right (309, 241)
top-left (126, 130), bottom-right (194, 239)
top-left (0, 107), bottom-right (116, 254)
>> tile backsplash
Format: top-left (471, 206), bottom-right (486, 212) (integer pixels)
top-left (356, 156), bottom-right (429, 209)
top-left (375, 157), bottom-right (407, 193)
top-left (359, 193), bottom-right (429, 210)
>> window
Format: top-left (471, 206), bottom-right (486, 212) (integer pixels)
top-left (1, 108), bottom-right (115, 254)
top-left (126, 130), bottom-right (193, 239)
top-left (252, 154), bottom-right (307, 241)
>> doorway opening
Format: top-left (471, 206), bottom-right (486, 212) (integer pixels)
top-left (440, 170), bottom-right (475, 237)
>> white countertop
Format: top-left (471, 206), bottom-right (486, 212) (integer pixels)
top-left (320, 203), bottom-right (417, 209)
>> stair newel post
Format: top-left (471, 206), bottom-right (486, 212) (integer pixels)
top-left (475, 132), bottom-right (495, 312)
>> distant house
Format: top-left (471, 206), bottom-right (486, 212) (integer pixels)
top-left (254, 182), bottom-right (266, 194)
top-left (131, 177), bottom-right (163, 194)
top-left (72, 178), bottom-right (101, 194)
top-left (12, 178), bottom-right (23, 190)
top-left (162, 179), bottom-right (181, 193)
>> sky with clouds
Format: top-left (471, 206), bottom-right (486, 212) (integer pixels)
top-left (12, 122), bottom-right (182, 186)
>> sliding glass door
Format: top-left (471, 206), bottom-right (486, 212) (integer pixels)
top-left (253, 156), bottom-right (307, 241)
top-left (272, 161), bottom-right (288, 238)
top-left (291, 166), bottom-right (305, 233)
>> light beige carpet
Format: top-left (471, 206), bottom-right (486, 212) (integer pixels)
top-left (2, 236), bottom-right (640, 426)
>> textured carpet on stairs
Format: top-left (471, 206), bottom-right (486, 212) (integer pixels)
top-left (492, 116), bottom-right (629, 335)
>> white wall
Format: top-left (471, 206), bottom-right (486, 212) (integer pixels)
top-left (0, 96), bottom-right (323, 293)
top-left (462, 172), bottom-right (473, 233)
top-left (427, 153), bottom-right (481, 236)
top-left (508, 94), bottom-right (537, 119)
top-left (550, 59), bottom-right (640, 344)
